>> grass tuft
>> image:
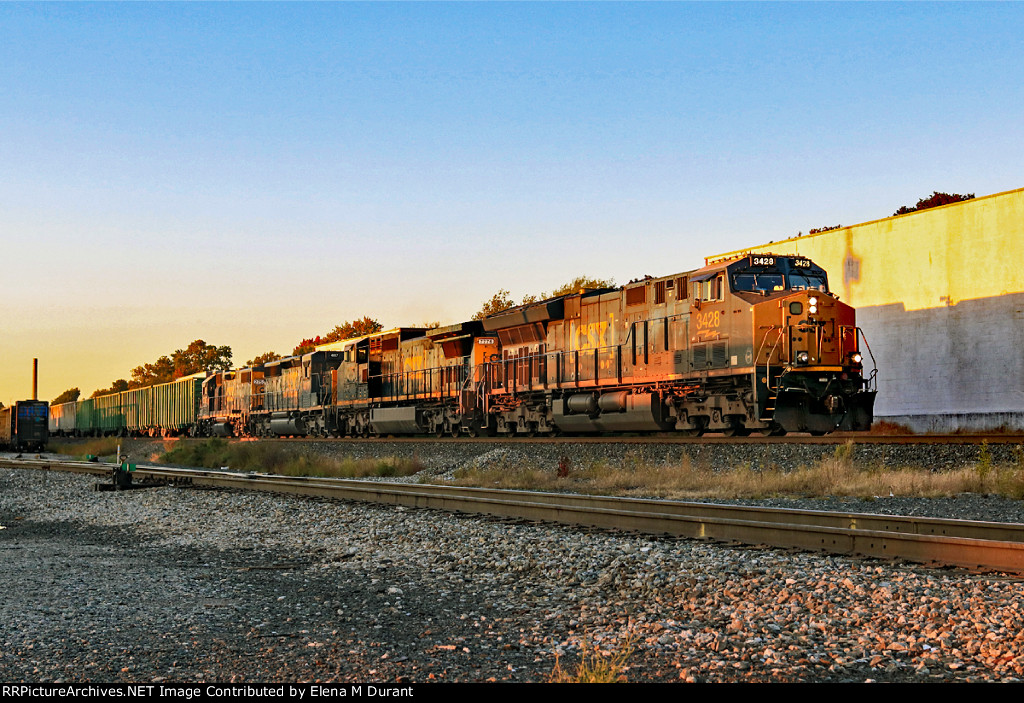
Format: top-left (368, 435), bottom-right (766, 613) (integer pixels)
top-left (548, 639), bottom-right (632, 684)
top-left (50, 437), bottom-right (123, 460)
top-left (449, 441), bottom-right (1024, 501)
top-left (159, 438), bottom-right (423, 478)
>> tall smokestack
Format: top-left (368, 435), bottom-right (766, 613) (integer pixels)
top-left (32, 358), bottom-right (38, 400)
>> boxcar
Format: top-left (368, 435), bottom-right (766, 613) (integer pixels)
top-left (0, 400), bottom-right (49, 451)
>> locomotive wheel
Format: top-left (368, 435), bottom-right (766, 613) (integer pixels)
top-left (720, 415), bottom-right (750, 437)
top-left (721, 427), bottom-right (750, 437)
top-left (466, 418), bottom-right (489, 438)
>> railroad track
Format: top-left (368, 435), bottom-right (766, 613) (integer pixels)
top-left (4, 456), bottom-right (1024, 575)
top-left (51, 432), bottom-right (1024, 446)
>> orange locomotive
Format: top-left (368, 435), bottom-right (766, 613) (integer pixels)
top-left (198, 254), bottom-right (876, 437)
top-left (478, 253), bottom-right (875, 436)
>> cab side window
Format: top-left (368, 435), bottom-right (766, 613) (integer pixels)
top-left (693, 275), bottom-right (725, 302)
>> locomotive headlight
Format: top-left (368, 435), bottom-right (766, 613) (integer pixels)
top-left (850, 353), bottom-right (863, 364)
top-left (796, 351), bottom-right (810, 365)
top-left (808, 296), bottom-right (818, 314)
top-left (809, 297), bottom-right (818, 306)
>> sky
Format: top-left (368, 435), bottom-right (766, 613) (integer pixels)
top-left (2, 2), bottom-right (1023, 402)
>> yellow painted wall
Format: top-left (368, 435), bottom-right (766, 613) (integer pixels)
top-left (714, 187), bottom-right (1024, 310)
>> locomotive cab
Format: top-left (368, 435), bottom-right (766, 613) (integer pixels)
top-left (728, 254), bottom-right (876, 433)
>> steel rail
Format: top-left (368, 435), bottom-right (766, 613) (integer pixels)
top-left (49, 433), bottom-right (1024, 446)
top-left (253, 433), bottom-right (1018, 444)
top-left (5, 457), bottom-right (1024, 574)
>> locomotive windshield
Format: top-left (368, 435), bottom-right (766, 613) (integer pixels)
top-left (732, 272), bottom-right (785, 294)
top-left (787, 271), bottom-right (828, 290)
top-left (728, 255), bottom-right (829, 294)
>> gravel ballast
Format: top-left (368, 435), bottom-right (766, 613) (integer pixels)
top-left (4, 441), bottom-right (1024, 683)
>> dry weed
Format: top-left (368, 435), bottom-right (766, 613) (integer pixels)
top-left (548, 639), bottom-right (632, 683)
top-left (449, 440), bottom-right (1024, 501)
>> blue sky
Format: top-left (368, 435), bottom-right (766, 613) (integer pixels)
top-left (2, 2), bottom-right (1022, 400)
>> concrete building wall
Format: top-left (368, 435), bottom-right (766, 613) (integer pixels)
top-left (713, 187), bottom-right (1024, 432)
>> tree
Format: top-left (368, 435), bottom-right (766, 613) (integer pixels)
top-left (128, 340), bottom-right (233, 388)
top-left (472, 289), bottom-right (517, 320)
top-left (472, 277), bottom-right (615, 320)
top-left (893, 191), bottom-right (974, 216)
top-left (129, 356), bottom-right (175, 388)
top-left (292, 337), bottom-right (322, 356)
top-left (292, 317), bottom-right (386, 355)
top-left (246, 351), bottom-right (282, 367)
top-left (172, 339), bottom-right (233, 377)
top-left (322, 317), bottom-right (384, 344)
top-left (52, 387), bottom-right (81, 405)
top-left (546, 276), bottom-right (615, 298)
top-left (92, 379), bottom-right (129, 397)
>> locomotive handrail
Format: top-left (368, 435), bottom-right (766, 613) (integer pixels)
top-left (368, 363), bottom-right (469, 403)
top-left (757, 326), bottom-right (787, 393)
top-left (485, 345), bottom-right (618, 392)
top-left (754, 325), bottom-right (783, 367)
top-left (481, 308), bottom-right (699, 396)
top-left (856, 326), bottom-right (879, 392)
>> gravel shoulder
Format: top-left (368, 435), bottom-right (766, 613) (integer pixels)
top-left (4, 446), bottom-right (1024, 683)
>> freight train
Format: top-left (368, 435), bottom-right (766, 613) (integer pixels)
top-left (50, 253), bottom-right (877, 439)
